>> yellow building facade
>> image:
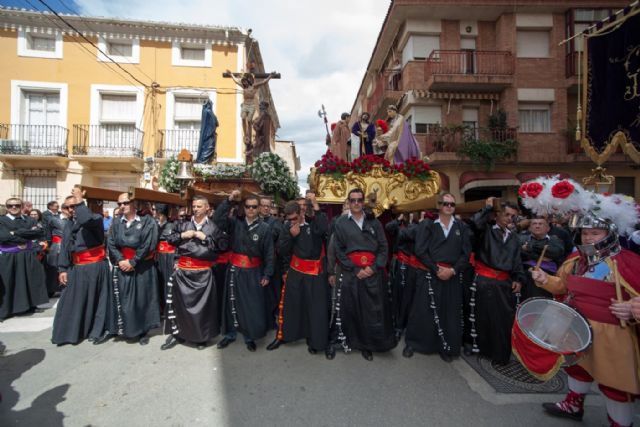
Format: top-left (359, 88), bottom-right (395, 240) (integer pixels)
top-left (0, 7), bottom-right (278, 209)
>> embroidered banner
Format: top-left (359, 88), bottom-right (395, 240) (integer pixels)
top-left (583, 10), bottom-right (640, 164)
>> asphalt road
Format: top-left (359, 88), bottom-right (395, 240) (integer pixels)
top-left (0, 300), bottom-right (633, 427)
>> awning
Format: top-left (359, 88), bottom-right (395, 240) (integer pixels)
top-left (438, 171), bottom-right (450, 191)
top-left (413, 90), bottom-right (500, 101)
top-left (459, 171), bottom-right (520, 193)
top-left (516, 172), bottom-right (571, 183)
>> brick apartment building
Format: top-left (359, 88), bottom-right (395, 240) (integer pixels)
top-left (350, 0), bottom-right (639, 202)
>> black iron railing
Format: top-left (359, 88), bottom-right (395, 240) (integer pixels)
top-left (73, 124), bottom-right (144, 158)
top-left (0, 124), bottom-right (68, 156)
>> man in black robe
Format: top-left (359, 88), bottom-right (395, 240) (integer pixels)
top-left (161, 196), bottom-right (229, 350)
top-left (0, 197), bottom-right (47, 320)
top-left (468, 197), bottom-right (525, 365)
top-left (267, 194), bottom-right (331, 357)
top-left (259, 196), bottom-right (282, 326)
top-left (154, 203), bottom-right (176, 312)
top-left (52, 190), bottom-right (110, 345)
top-left (518, 216), bottom-right (565, 299)
top-left (331, 188), bottom-right (395, 361)
top-left (44, 200), bottom-right (64, 297)
top-left (104, 193), bottom-right (160, 345)
top-left (214, 191), bottom-right (274, 352)
top-left (404, 193), bottom-right (471, 361)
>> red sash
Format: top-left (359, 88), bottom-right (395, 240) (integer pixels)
top-left (177, 256), bottom-right (215, 270)
top-left (214, 251), bottom-right (231, 265)
top-left (156, 241), bottom-right (176, 254)
top-left (475, 260), bottom-right (509, 281)
top-left (397, 252), bottom-right (427, 271)
top-left (347, 251), bottom-right (375, 268)
top-left (230, 252), bottom-right (262, 268)
top-left (567, 274), bottom-right (624, 325)
top-left (121, 247), bottom-right (155, 261)
top-left (72, 245), bottom-right (106, 265)
top-left (290, 254), bottom-right (323, 275)
top-left (52, 235), bottom-right (62, 244)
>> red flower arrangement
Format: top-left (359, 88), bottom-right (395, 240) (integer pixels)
top-left (314, 150), bottom-right (351, 177)
top-left (393, 157), bottom-right (431, 180)
top-left (518, 182), bottom-right (543, 199)
top-left (351, 154), bottom-right (392, 174)
top-left (551, 180), bottom-right (575, 199)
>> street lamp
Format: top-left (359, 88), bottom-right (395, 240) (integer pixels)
top-left (582, 166), bottom-right (615, 194)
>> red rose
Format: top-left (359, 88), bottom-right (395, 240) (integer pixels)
top-left (551, 180), bottom-right (575, 199)
top-left (526, 182), bottom-right (543, 198)
top-left (518, 184), bottom-right (528, 198)
top-left (318, 166), bottom-right (327, 173)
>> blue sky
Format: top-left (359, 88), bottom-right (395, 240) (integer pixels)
top-left (1, 0), bottom-right (390, 191)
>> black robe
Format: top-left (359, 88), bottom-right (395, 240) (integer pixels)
top-left (262, 215), bottom-right (283, 323)
top-left (107, 215), bottom-right (160, 338)
top-left (52, 203), bottom-right (110, 344)
top-left (406, 218), bottom-right (471, 356)
top-left (156, 220), bottom-right (176, 310)
top-left (518, 232), bottom-right (565, 299)
top-left (165, 218), bottom-right (228, 343)
top-left (469, 206), bottom-right (526, 364)
top-left (332, 214), bottom-right (395, 352)
top-left (0, 214), bottom-right (47, 319)
top-left (386, 220), bottom-right (412, 332)
top-left (277, 212), bottom-right (329, 351)
top-left (44, 212), bottom-right (65, 296)
top-left (214, 199), bottom-right (274, 341)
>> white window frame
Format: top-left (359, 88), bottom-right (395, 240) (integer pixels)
top-left (165, 89), bottom-right (216, 130)
top-left (171, 41), bottom-right (212, 68)
top-left (97, 36), bottom-right (140, 64)
top-left (17, 29), bottom-right (63, 59)
top-left (90, 84), bottom-right (145, 129)
top-left (518, 103), bottom-right (552, 133)
top-left (11, 80), bottom-right (68, 127)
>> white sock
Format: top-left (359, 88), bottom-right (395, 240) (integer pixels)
top-left (605, 397), bottom-right (633, 426)
top-left (568, 376), bottom-right (592, 394)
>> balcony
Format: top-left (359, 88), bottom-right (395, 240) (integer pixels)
top-left (156, 129), bottom-right (200, 159)
top-left (565, 51), bottom-right (580, 79)
top-left (365, 70), bottom-right (406, 119)
top-left (72, 124), bottom-right (144, 170)
top-left (425, 50), bottom-right (514, 92)
top-left (0, 124), bottom-right (69, 167)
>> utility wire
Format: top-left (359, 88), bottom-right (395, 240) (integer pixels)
top-left (35, 0), bottom-right (151, 87)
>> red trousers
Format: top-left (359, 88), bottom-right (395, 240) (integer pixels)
top-left (565, 365), bottom-right (635, 402)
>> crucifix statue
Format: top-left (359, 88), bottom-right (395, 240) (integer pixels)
top-left (224, 68), bottom-right (280, 164)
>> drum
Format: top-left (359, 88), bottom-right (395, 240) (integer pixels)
top-left (512, 297), bottom-right (592, 381)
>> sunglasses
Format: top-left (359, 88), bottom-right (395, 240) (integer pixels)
top-left (117, 201), bottom-right (131, 207)
top-left (349, 198), bottom-right (364, 204)
top-left (245, 204), bottom-right (258, 209)
top-left (440, 202), bottom-right (456, 208)
top-left (6, 203), bottom-right (22, 208)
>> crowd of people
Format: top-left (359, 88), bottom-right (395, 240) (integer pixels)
top-left (1, 177), bottom-right (639, 426)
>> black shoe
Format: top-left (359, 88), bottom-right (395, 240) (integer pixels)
top-left (160, 336), bottom-right (179, 351)
top-left (542, 403), bottom-right (584, 421)
top-left (325, 347), bottom-right (335, 360)
top-left (139, 334), bottom-right (150, 346)
top-left (402, 345), bottom-right (414, 358)
top-left (93, 332), bottom-right (111, 345)
top-left (439, 352), bottom-right (453, 363)
top-left (394, 330), bottom-right (403, 342)
top-left (361, 350), bottom-right (373, 361)
top-left (266, 339), bottom-right (282, 351)
top-left (216, 337), bottom-right (235, 349)
top-left (307, 347), bottom-right (317, 355)
top-left (246, 341), bottom-right (257, 352)
top-left (463, 345), bottom-right (474, 357)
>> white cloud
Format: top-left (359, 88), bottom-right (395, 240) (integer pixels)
top-left (76, 0), bottom-right (390, 192)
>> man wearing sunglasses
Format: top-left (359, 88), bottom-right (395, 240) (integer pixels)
top-left (214, 190), bottom-right (274, 352)
top-left (331, 188), bottom-right (394, 361)
top-left (52, 189), bottom-right (111, 345)
top-left (267, 193), bottom-right (331, 358)
top-left (105, 193), bottom-right (160, 345)
top-left (404, 193), bottom-right (472, 362)
top-left (161, 196), bottom-right (229, 351)
top-left (0, 197), bottom-right (48, 320)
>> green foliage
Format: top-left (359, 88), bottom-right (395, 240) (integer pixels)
top-left (158, 156), bottom-right (181, 193)
top-left (456, 110), bottom-right (517, 170)
top-left (250, 152), bottom-right (300, 200)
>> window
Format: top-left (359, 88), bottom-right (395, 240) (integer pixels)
top-left (402, 35), bottom-right (439, 65)
top-left (97, 37), bottom-right (139, 63)
top-left (462, 108), bottom-right (479, 139)
top-left (17, 30), bottom-right (63, 59)
top-left (411, 105), bottom-right (441, 133)
top-left (23, 175), bottom-right (57, 211)
top-left (519, 103), bottom-right (551, 133)
top-left (516, 30), bottom-right (550, 58)
top-left (96, 94), bottom-right (138, 156)
top-left (615, 177), bottom-right (635, 197)
top-left (172, 41), bottom-right (212, 67)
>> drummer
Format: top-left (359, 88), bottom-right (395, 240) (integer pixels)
top-left (529, 190), bottom-right (640, 427)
